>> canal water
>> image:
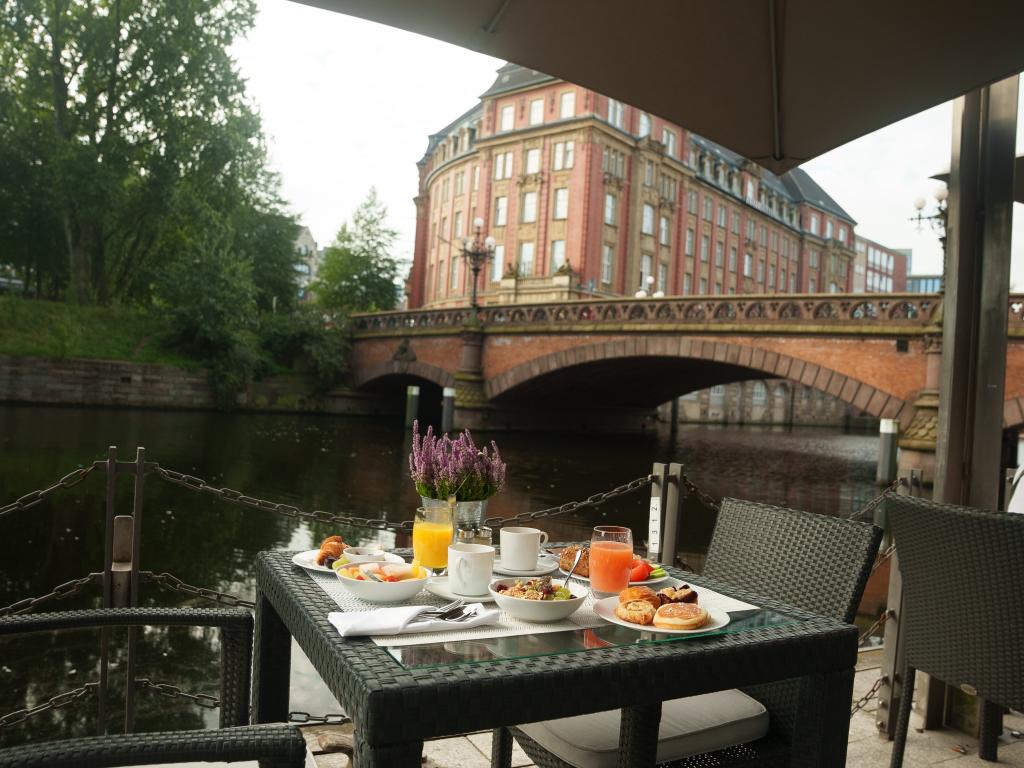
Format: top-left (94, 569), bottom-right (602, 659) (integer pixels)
top-left (0, 404), bottom-right (883, 743)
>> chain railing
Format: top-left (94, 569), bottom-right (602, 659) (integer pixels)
top-left (0, 683), bottom-right (99, 729)
top-left (482, 475), bottom-right (654, 529)
top-left (140, 572), bottom-right (255, 610)
top-left (135, 678), bottom-right (220, 710)
top-left (0, 466), bottom-right (96, 520)
top-left (851, 675), bottom-right (886, 717)
top-left (0, 573), bottom-right (101, 617)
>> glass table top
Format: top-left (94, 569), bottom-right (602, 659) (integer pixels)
top-left (384, 607), bottom-right (804, 669)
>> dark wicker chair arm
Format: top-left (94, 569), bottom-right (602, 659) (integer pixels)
top-left (0, 724), bottom-right (306, 768)
top-left (0, 608), bottom-right (253, 728)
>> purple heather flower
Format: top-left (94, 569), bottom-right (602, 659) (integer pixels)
top-left (409, 420), bottom-right (507, 501)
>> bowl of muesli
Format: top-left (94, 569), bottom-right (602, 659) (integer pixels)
top-left (488, 576), bottom-right (587, 622)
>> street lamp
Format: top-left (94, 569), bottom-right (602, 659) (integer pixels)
top-left (460, 217), bottom-right (496, 311)
top-left (910, 187), bottom-right (949, 291)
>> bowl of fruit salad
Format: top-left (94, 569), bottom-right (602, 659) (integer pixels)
top-left (488, 576), bottom-right (587, 622)
top-left (333, 560), bottom-right (431, 603)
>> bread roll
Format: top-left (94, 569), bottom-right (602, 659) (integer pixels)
top-left (619, 586), bottom-right (660, 611)
top-left (559, 545), bottom-right (590, 577)
top-left (653, 602), bottom-right (709, 630)
top-left (614, 599), bottom-right (655, 625)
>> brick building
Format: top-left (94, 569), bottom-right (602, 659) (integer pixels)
top-left (852, 236), bottom-right (910, 293)
top-left (409, 63), bottom-right (889, 309)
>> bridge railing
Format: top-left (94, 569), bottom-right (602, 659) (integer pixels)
top-left (351, 292), bottom-right (980, 336)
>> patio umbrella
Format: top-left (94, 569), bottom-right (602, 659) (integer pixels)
top-left (293, 0), bottom-right (1024, 173)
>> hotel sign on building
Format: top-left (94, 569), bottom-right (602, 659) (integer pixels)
top-left (408, 63), bottom-right (903, 310)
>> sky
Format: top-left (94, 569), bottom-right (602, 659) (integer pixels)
top-left (232, 0), bottom-right (1024, 287)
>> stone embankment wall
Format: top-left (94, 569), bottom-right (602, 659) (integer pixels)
top-left (0, 355), bottom-right (393, 416)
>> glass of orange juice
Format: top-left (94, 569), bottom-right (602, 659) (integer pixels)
top-left (412, 506), bottom-right (454, 570)
top-left (589, 525), bottom-right (634, 594)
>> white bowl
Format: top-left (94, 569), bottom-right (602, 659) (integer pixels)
top-left (343, 546), bottom-right (388, 564)
top-left (334, 564), bottom-right (431, 603)
top-left (488, 577), bottom-right (587, 622)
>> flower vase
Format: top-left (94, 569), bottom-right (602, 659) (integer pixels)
top-left (420, 496), bottom-right (488, 530)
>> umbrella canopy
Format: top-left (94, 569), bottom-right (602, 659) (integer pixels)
top-left (291, 0), bottom-right (1024, 173)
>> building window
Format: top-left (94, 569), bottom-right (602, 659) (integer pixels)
top-left (521, 191), bottom-right (538, 223)
top-left (437, 260), bottom-right (445, 293)
top-left (642, 203), bottom-right (655, 235)
top-left (715, 281), bottom-right (722, 294)
top-left (491, 244), bottom-right (505, 282)
top-left (638, 112), bottom-right (651, 137)
top-left (700, 234), bottom-right (710, 262)
top-left (699, 277), bottom-right (708, 294)
top-left (826, 219), bottom-right (834, 239)
top-left (454, 172), bottom-right (464, 196)
top-left (454, 211), bottom-right (463, 237)
top-left (640, 253), bottom-right (653, 289)
top-left (525, 148), bottom-right (540, 174)
top-left (602, 147), bottom-right (625, 177)
top-left (529, 98), bottom-right (544, 126)
top-left (715, 241), bottom-right (724, 267)
top-left (441, 177), bottom-right (449, 200)
top-left (500, 104), bottom-right (514, 132)
top-left (604, 193), bottom-right (617, 225)
top-left (729, 246), bottom-right (737, 272)
top-left (494, 151), bottom-right (513, 180)
top-left (601, 245), bottom-right (614, 284)
top-left (790, 272), bottom-right (797, 292)
top-left (644, 160), bottom-right (654, 186)
top-left (494, 196), bottom-right (508, 226)
top-left (553, 140), bottom-right (574, 170)
top-left (473, 165), bottom-right (480, 190)
top-left (659, 215), bottom-right (670, 246)
top-left (684, 273), bottom-right (692, 293)
top-left (768, 264), bottom-right (776, 289)
top-left (745, 179), bottom-right (755, 202)
top-left (757, 260), bottom-right (764, 282)
top-left (550, 239), bottom-right (566, 272)
top-left (519, 242), bottom-right (535, 275)
top-left (657, 263), bottom-right (668, 293)
top-left (608, 98), bottom-right (624, 128)
top-left (553, 188), bottom-right (569, 219)
top-left (760, 225), bottom-right (767, 246)
top-left (752, 381), bottom-right (767, 405)
top-left (838, 225), bottom-right (847, 244)
top-left (809, 214), bottom-right (819, 235)
top-left (662, 128), bottom-right (677, 158)
top-left (441, 216), bottom-right (447, 238)
top-left (560, 91), bottom-right (575, 119)
top-left (771, 231), bottom-right (778, 251)
top-left (744, 253), bottom-right (753, 277)
top-left (450, 256), bottom-right (459, 289)
top-left (702, 196), bottom-right (713, 221)
top-left (717, 205), bottom-right (726, 227)
top-left (731, 211), bottom-right (740, 234)
top-left (809, 277), bottom-right (817, 291)
top-left (780, 268), bottom-right (786, 289)
top-left (685, 228), bottom-right (694, 256)
top-left (809, 249), bottom-right (819, 267)
top-left (688, 190), bottom-right (697, 213)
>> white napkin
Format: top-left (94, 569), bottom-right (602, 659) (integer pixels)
top-left (328, 603), bottom-right (500, 637)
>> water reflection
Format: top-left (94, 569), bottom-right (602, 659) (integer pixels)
top-left (0, 405), bottom-right (879, 743)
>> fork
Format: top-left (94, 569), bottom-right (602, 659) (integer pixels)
top-left (418, 599), bottom-right (464, 618)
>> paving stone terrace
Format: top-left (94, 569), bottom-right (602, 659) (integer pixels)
top-left (293, 650), bottom-right (1024, 768)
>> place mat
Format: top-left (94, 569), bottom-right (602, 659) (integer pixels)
top-left (303, 570), bottom-right (759, 648)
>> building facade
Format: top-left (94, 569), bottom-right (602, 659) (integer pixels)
top-left (907, 274), bottom-right (942, 293)
top-left (409, 63), bottom-right (883, 309)
top-left (294, 226), bottom-right (321, 301)
top-left (852, 236), bottom-right (909, 293)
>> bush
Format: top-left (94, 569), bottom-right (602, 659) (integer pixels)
top-left (257, 306), bottom-right (349, 393)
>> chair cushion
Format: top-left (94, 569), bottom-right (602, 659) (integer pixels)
top-left (517, 689), bottom-right (769, 768)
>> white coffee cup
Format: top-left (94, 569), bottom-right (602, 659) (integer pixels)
top-left (448, 543), bottom-right (496, 596)
top-left (499, 527), bottom-right (550, 571)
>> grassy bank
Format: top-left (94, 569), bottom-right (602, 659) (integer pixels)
top-left (0, 296), bottom-right (199, 367)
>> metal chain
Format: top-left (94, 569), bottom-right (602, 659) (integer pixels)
top-left (858, 609), bottom-right (894, 647)
top-left (140, 571), bottom-right (255, 610)
top-left (483, 475), bottom-right (654, 529)
top-left (135, 678), bottom-right (219, 709)
top-left (871, 544), bottom-right (896, 574)
top-left (851, 675), bottom-right (886, 717)
top-left (680, 474), bottom-right (722, 512)
top-left (847, 478), bottom-right (900, 520)
top-left (0, 466), bottom-right (95, 519)
top-left (0, 682), bottom-right (98, 728)
top-left (0, 573), bottom-right (101, 617)
top-left (287, 711), bottom-right (352, 725)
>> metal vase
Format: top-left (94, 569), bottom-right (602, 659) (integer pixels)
top-left (419, 496), bottom-right (488, 529)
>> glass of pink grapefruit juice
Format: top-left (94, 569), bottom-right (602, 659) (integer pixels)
top-left (589, 525), bottom-right (633, 593)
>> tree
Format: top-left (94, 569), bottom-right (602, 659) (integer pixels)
top-left (313, 189), bottom-right (400, 313)
top-left (0, 0), bottom-right (294, 305)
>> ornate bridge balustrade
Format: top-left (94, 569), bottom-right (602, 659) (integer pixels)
top-left (345, 293), bottom-right (1024, 434)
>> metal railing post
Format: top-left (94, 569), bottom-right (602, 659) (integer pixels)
top-left (405, 386), bottom-right (420, 428)
top-left (646, 464), bottom-right (667, 561)
top-left (97, 445), bottom-right (118, 735)
top-left (877, 419), bottom-right (899, 485)
top-left (441, 387), bottom-right (455, 433)
top-left (661, 463), bottom-right (683, 568)
top-left (124, 447), bottom-right (145, 732)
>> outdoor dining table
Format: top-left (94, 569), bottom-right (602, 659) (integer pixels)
top-left (251, 548), bottom-right (859, 767)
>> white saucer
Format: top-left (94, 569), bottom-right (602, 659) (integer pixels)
top-left (492, 553), bottom-right (559, 577)
top-left (292, 549), bottom-right (404, 574)
top-left (425, 576), bottom-right (497, 603)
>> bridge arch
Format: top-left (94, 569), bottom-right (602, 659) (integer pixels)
top-left (487, 338), bottom-right (911, 423)
top-left (352, 360), bottom-right (455, 391)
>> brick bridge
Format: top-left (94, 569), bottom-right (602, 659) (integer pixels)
top-left (348, 293), bottom-right (1024, 432)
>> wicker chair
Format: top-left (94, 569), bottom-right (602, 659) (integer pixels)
top-left (503, 497), bottom-right (882, 768)
top-left (0, 608), bottom-right (308, 767)
top-left (886, 495), bottom-right (1024, 766)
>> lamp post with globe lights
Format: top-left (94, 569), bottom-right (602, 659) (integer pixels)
top-left (910, 187), bottom-right (949, 290)
top-left (460, 217), bottom-right (496, 311)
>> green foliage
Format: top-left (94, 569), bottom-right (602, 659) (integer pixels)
top-left (314, 189), bottom-right (400, 313)
top-left (258, 307), bottom-right (350, 393)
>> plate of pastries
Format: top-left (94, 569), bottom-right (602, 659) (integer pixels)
top-left (593, 580), bottom-right (730, 634)
top-left (557, 545), bottom-right (671, 586)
